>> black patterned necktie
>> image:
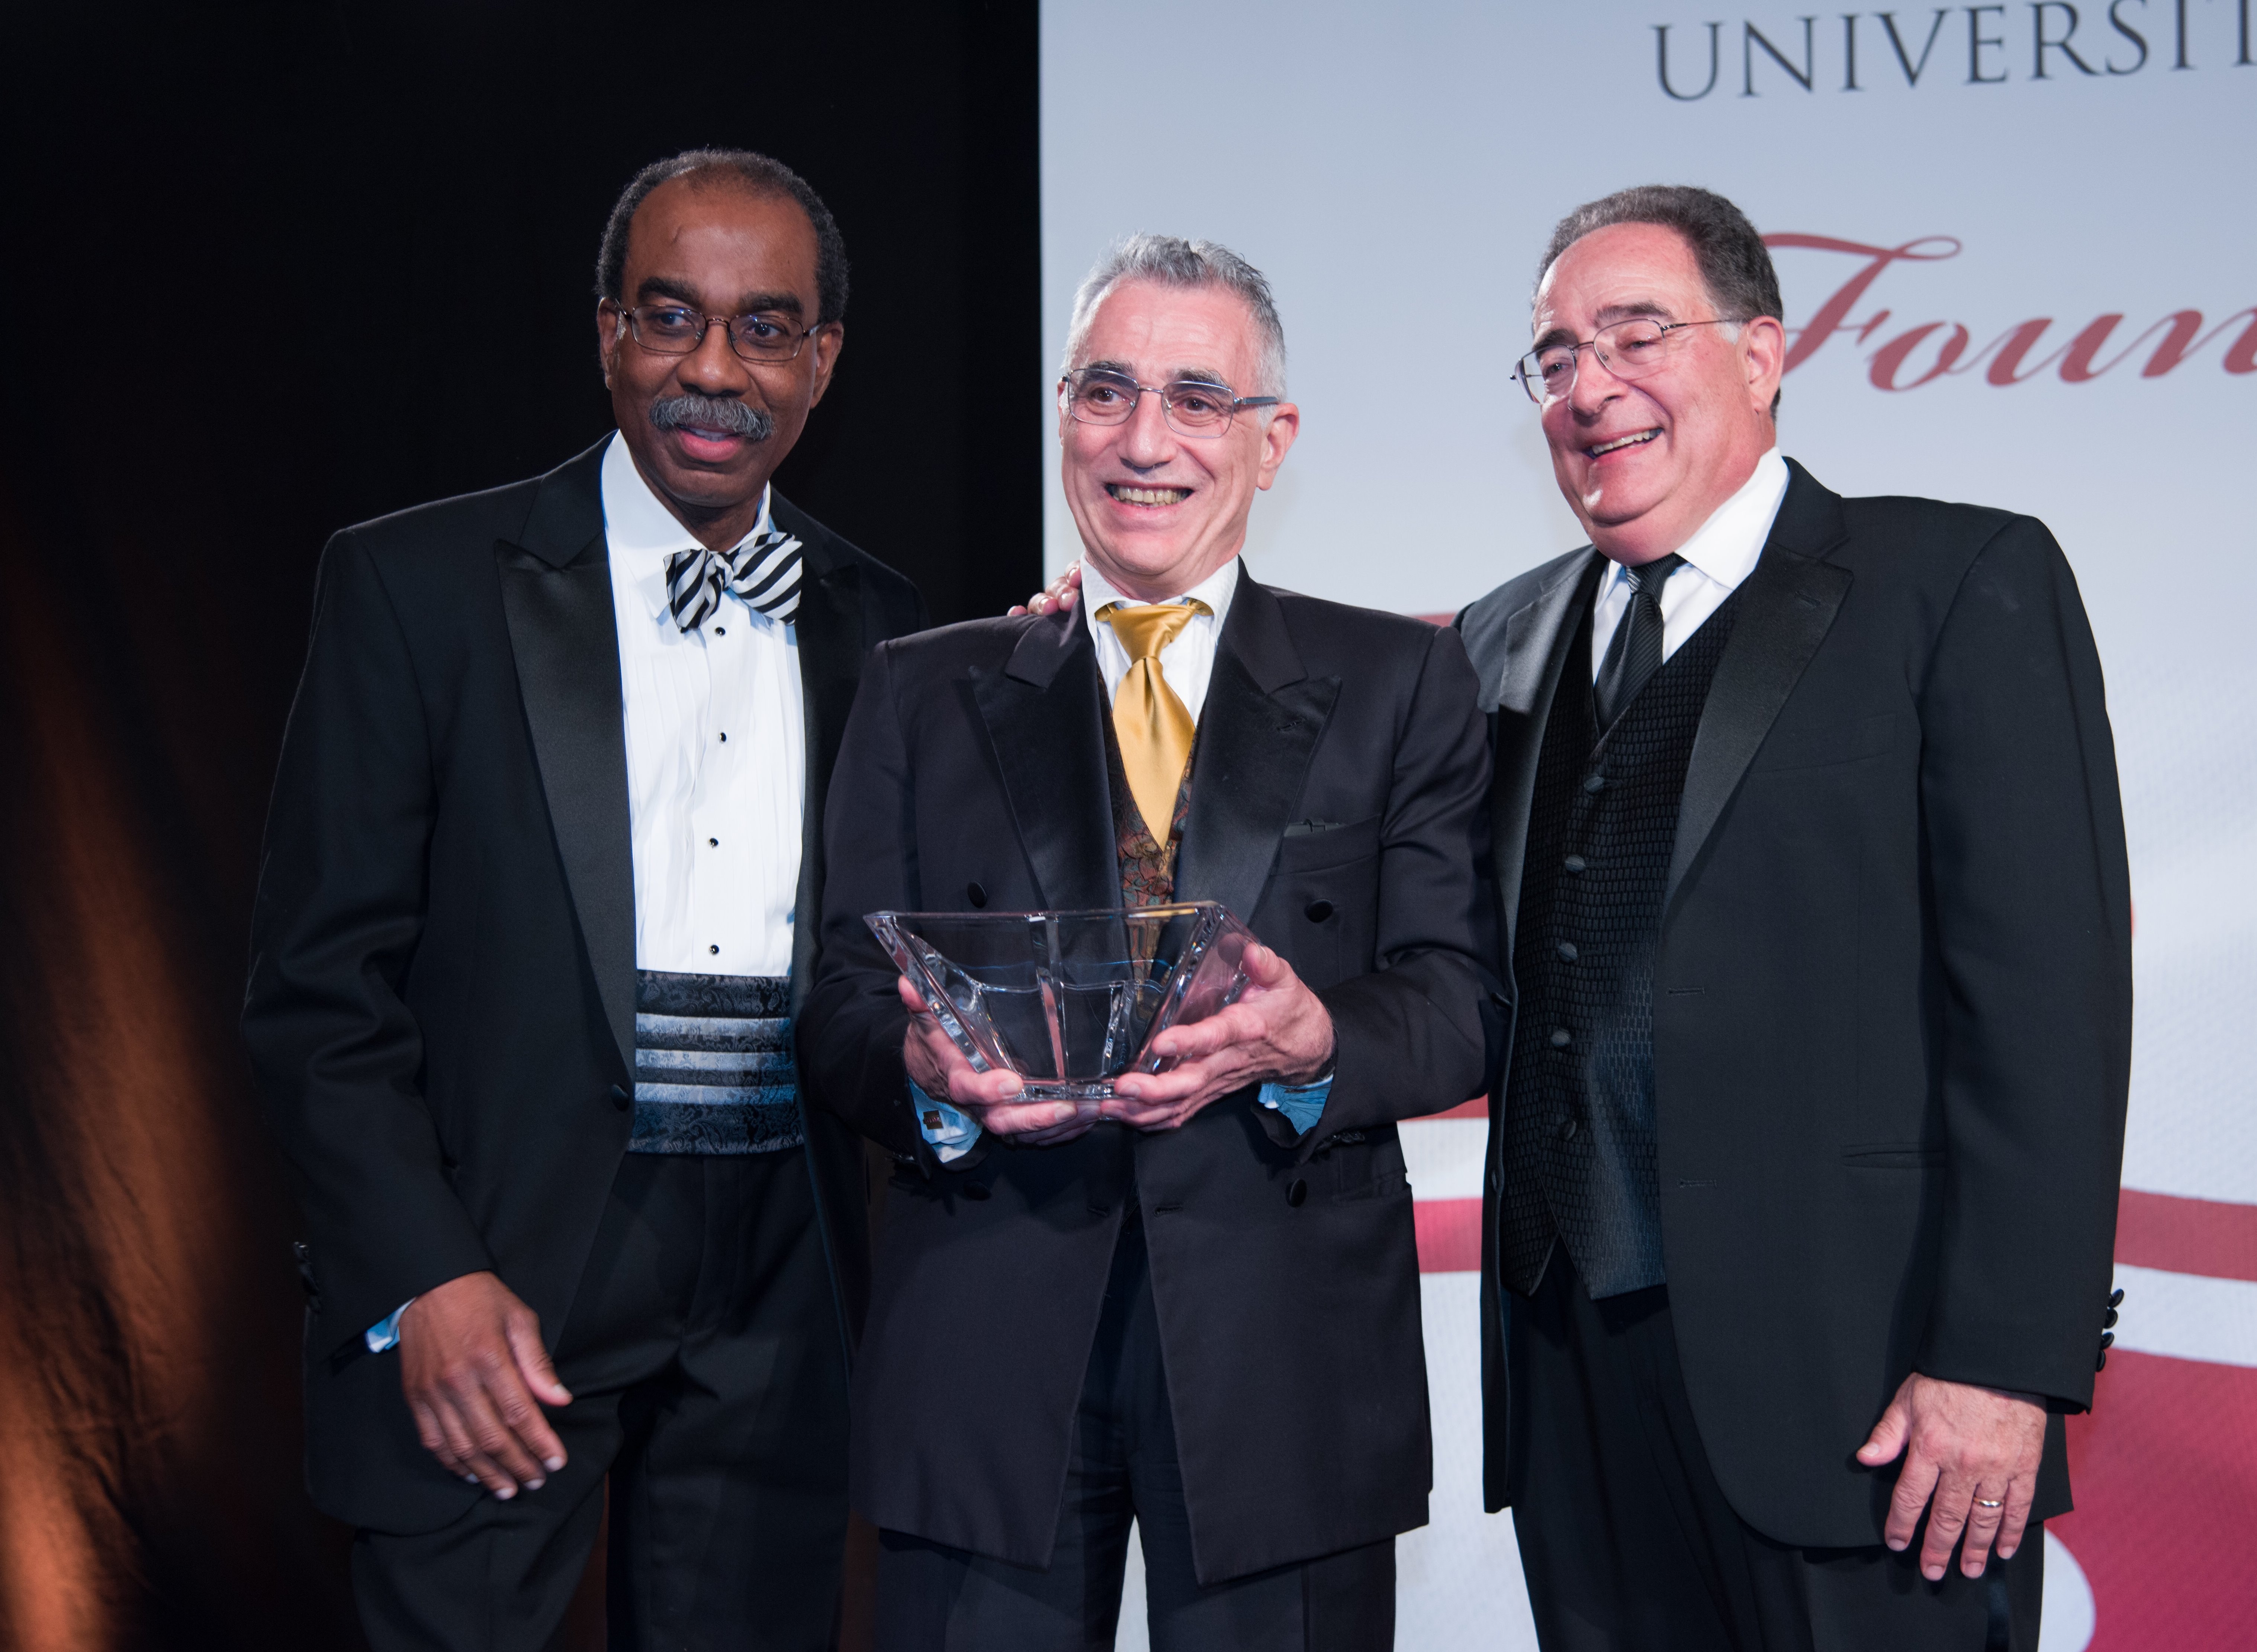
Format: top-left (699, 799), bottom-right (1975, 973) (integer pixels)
top-left (1592, 552), bottom-right (1685, 728)
top-left (664, 528), bottom-right (805, 632)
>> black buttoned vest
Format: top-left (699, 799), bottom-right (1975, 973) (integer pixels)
top-left (1499, 585), bottom-right (1740, 1299)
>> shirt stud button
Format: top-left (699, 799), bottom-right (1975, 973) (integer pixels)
top-left (718, 732), bottom-right (728, 743)
top-left (709, 944), bottom-right (720, 955)
top-left (709, 837), bottom-right (719, 847)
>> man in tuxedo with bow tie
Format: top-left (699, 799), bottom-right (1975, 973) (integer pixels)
top-left (243, 149), bottom-right (924, 1649)
top-left (1456, 186), bottom-right (2131, 1649)
top-left (799, 235), bottom-right (1494, 1649)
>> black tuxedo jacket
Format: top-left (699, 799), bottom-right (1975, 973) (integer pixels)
top-left (242, 440), bottom-right (925, 1533)
top-left (799, 573), bottom-right (1494, 1583)
top-left (1458, 460), bottom-right (2132, 1547)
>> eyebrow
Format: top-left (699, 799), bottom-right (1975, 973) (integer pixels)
top-left (1078, 357), bottom-right (1238, 389)
top-left (634, 276), bottom-right (805, 317)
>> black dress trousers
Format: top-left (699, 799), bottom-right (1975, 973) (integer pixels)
top-left (874, 1210), bottom-right (1396, 1652)
top-left (351, 1149), bottom-right (849, 1652)
top-left (1507, 1254), bottom-right (2044, 1652)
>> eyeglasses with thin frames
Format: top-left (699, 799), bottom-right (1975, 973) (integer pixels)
top-left (1058, 368), bottom-right (1279, 439)
top-left (1514, 316), bottom-right (1740, 404)
top-left (609, 302), bottom-right (824, 365)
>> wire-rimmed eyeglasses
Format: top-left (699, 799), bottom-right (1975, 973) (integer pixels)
top-left (609, 302), bottom-right (823, 364)
top-left (1514, 316), bottom-right (1740, 404)
top-left (1059, 368), bottom-right (1279, 439)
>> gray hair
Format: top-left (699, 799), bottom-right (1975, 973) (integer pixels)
top-left (1062, 234), bottom-right (1287, 398)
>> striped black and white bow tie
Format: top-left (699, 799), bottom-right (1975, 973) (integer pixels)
top-left (663, 528), bottom-right (805, 632)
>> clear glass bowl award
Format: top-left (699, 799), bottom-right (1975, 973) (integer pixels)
top-left (865, 901), bottom-right (1257, 1099)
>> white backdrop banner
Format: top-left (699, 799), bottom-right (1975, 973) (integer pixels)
top-left (1041, 4), bottom-right (2256, 1648)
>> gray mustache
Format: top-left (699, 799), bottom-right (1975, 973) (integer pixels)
top-left (649, 395), bottom-right (774, 442)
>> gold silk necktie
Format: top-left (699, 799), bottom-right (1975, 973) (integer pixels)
top-left (1097, 600), bottom-right (1211, 838)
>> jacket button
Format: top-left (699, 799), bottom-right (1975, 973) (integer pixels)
top-left (1486, 1167), bottom-right (1501, 1193)
top-left (1305, 900), bottom-right (1334, 923)
top-left (291, 1240), bottom-right (311, 1264)
top-left (1287, 1178), bottom-right (1309, 1208)
top-left (609, 1083), bottom-right (631, 1111)
top-left (1582, 774), bottom-right (1606, 794)
top-left (1550, 1028), bottom-right (1572, 1048)
top-left (1556, 941), bottom-right (1578, 961)
top-left (1564, 854), bottom-right (1588, 872)
top-left (960, 1181), bottom-right (992, 1201)
top-left (967, 881), bottom-right (988, 908)
top-left (1558, 1115), bottom-right (1579, 1141)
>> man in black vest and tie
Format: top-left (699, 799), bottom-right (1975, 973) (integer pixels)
top-left (1457, 186), bottom-right (2131, 1649)
top-left (800, 235), bottom-right (1494, 1650)
top-left (243, 150), bottom-right (924, 1649)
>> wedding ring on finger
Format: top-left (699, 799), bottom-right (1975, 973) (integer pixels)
top-left (1973, 1497), bottom-right (2005, 1510)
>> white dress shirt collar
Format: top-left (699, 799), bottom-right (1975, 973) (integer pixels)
top-left (600, 432), bottom-right (775, 623)
top-left (1599, 447), bottom-right (1787, 600)
top-left (1664, 446), bottom-right (1788, 593)
top-left (1590, 448), bottom-right (1790, 679)
top-left (1078, 554), bottom-right (1242, 631)
top-left (1078, 555), bottom-right (1242, 725)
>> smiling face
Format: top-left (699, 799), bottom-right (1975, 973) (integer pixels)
top-left (598, 177), bottom-right (842, 552)
top-left (1532, 221), bottom-right (1784, 565)
top-left (1058, 279), bottom-right (1299, 601)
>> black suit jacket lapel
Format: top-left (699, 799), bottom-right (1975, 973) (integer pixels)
top-left (972, 609), bottom-right (1119, 911)
top-left (1484, 552), bottom-right (1604, 954)
top-left (775, 495), bottom-right (865, 1014)
top-left (1664, 461), bottom-right (1853, 922)
top-left (1176, 572), bottom-right (1339, 924)
top-left (496, 441), bottom-right (636, 1082)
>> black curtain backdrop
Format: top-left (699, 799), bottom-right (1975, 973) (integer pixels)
top-left (0, 4), bottom-right (1040, 1646)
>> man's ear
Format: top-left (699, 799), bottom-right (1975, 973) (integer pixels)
top-left (806, 321), bottom-right (846, 408)
top-left (1255, 402), bottom-right (1301, 491)
top-left (596, 301), bottom-right (621, 389)
top-left (1740, 314), bottom-right (1786, 415)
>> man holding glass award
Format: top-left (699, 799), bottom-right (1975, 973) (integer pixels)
top-left (799, 236), bottom-right (1494, 1649)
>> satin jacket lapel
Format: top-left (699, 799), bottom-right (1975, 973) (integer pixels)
top-left (1176, 575), bottom-right (1339, 925)
top-left (777, 499), bottom-right (865, 1013)
top-left (971, 609), bottom-right (1118, 911)
top-left (496, 443), bottom-right (636, 1081)
top-left (1664, 462), bottom-right (1852, 922)
top-left (1485, 552), bottom-right (1604, 954)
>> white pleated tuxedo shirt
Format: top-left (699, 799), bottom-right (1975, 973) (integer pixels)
top-left (601, 432), bottom-right (805, 977)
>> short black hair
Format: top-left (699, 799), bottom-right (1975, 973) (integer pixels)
top-left (595, 148), bottom-right (849, 326)
top-left (1538, 184), bottom-right (1782, 413)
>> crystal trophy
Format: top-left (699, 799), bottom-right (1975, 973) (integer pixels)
top-left (865, 902), bottom-right (1258, 1099)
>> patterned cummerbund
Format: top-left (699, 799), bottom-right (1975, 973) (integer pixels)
top-left (630, 970), bottom-right (804, 1156)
